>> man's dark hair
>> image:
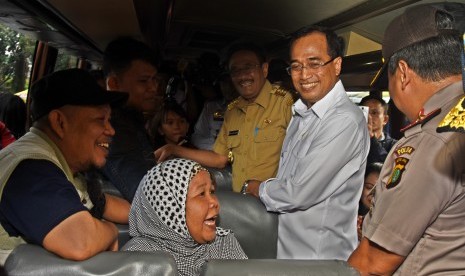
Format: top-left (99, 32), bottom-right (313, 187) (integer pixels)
top-left (103, 37), bottom-right (158, 76)
top-left (359, 95), bottom-right (388, 114)
top-left (290, 25), bottom-right (345, 59)
top-left (387, 11), bottom-right (461, 81)
top-left (225, 42), bottom-right (267, 66)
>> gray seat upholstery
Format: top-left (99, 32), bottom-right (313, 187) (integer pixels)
top-left (4, 190), bottom-right (358, 275)
top-left (201, 259), bottom-right (359, 276)
top-left (4, 244), bottom-right (177, 276)
top-left (207, 166), bottom-right (233, 191)
top-left (216, 191), bottom-right (278, 259)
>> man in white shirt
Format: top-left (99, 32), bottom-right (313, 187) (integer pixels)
top-left (246, 26), bottom-right (369, 260)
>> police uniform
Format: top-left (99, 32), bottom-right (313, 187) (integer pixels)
top-left (213, 80), bottom-right (293, 192)
top-left (363, 81), bottom-right (465, 275)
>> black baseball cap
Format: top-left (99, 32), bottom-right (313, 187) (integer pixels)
top-left (30, 68), bottom-right (128, 122)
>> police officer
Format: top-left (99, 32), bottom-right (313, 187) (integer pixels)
top-left (348, 5), bottom-right (465, 275)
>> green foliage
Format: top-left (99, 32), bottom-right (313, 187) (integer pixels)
top-left (0, 24), bottom-right (35, 94)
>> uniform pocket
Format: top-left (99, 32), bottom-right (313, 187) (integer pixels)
top-left (254, 128), bottom-right (282, 143)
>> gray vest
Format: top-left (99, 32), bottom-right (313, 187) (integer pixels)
top-left (0, 127), bottom-right (92, 250)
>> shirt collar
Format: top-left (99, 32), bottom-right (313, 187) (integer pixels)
top-left (293, 80), bottom-right (345, 118)
top-left (423, 81), bottom-right (463, 114)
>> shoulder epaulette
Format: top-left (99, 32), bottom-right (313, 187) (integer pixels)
top-left (271, 84), bottom-right (289, 97)
top-left (271, 84), bottom-right (295, 106)
top-left (437, 96), bottom-right (465, 133)
top-left (227, 97), bottom-right (240, 111)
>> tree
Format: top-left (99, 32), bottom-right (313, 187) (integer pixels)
top-left (0, 24), bottom-right (34, 94)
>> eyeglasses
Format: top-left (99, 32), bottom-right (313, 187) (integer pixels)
top-left (286, 57), bottom-right (336, 75)
top-left (229, 64), bottom-right (261, 77)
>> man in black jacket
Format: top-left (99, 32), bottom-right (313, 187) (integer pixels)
top-left (360, 95), bottom-right (397, 163)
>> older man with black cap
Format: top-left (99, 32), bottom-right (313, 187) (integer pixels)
top-left (0, 69), bottom-right (130, 263)
top-left (348, 4), bottom-right (465, 275)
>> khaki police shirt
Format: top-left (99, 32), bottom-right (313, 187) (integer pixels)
top-left (363, 82), bottom-right (465, 275)
top-left (213, 80), bottom-right (293, 192)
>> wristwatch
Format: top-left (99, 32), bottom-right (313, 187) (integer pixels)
top-left (240, 180), bottom-right (249, 195)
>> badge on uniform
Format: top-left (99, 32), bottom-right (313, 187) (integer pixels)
top-left (228, 130), bottom-right (239, 136)
top-left (213, 110), bottom-right (224, 121)
top-left (386, 157), bottom-right (409, 189)
top-left (395, 146), bottom-right (415, 156)
top-left (227, 149), bottom-right (234, 164)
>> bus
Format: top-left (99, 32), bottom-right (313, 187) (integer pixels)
top-left (0, 0), bottom-right (464, 275)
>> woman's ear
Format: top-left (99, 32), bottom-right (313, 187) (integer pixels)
top-left (158, 126), bottom-right (165, 136)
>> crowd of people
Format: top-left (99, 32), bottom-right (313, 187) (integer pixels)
top-left (0, 3), bottom-right (464, 275)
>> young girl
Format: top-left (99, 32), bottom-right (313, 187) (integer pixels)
top-left (149, 101), bottom-right (195, 149)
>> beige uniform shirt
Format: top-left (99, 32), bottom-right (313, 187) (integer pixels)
top-left (363, 82), bottom-right (465, 275)
top-left (213, 81), bottom-right (293, 192)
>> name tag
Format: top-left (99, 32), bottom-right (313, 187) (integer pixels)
top-left (228, 130), bottom-right (239, 136)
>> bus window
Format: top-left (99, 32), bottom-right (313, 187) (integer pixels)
top-left (0, 24), bottom-right (35, 96)
top-left (54, 49), bottom-right (78, 71)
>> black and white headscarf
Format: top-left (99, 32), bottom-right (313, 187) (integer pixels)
top-left (122, 158), bottom-right (247, 276)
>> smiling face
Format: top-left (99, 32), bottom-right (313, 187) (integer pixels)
top-left (185, 170), bottom-right (219, 244)
top-left (159, 111), bottom-right (189, 145)
top-left (290, 32), bottom-right (341, 107)
top-left (58, 104), bottom-right (115, 173)
top-left (228, 50), bottom-right (268, 102)
top-left (109, 59), bottom-right (160, 113)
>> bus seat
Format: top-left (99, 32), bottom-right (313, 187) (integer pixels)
top-left (207, 166), bottom-right (233, 191)
top-left (201, 259), bottom-right (359, 276)
top-left (215, 191), bottom-right (278, 259)
top-left (4, 244), bottom-right (177, 276)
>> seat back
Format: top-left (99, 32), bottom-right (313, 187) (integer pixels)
top-left (5, 244), bottom-right (177, 276)
top-left (201, 259), bottom-right (360, 276)
top-left (216, 191), bottom-right (278, 259)
top-left (208, 167), bottom-right (233, 191)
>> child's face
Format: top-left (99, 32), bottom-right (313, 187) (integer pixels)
top-left (159, 111), bottom-right (189, 145)
top-left (362, 172), bottom-right (379, 209)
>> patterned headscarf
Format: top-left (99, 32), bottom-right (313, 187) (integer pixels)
top-left (123, 158), bottom-right (247, 276)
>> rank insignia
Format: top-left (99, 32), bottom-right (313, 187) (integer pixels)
top-left (387, 157), bottom-right (409, 189)
top-left (437, 96), bottom-right (465, 133)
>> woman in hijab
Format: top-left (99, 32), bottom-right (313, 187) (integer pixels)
top-left (123, 158), bottom-right (247, 275)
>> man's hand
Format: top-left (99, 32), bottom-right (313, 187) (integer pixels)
top-left (246, 180), bottom-right (262, 198)
top-left (154, 144), bottom-right (177, 163)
